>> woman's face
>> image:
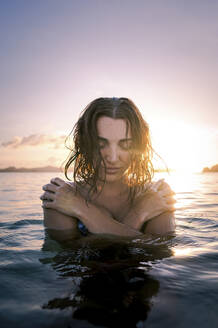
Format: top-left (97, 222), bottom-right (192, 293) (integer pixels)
top-left (96, 116), bottom-right (132, 182)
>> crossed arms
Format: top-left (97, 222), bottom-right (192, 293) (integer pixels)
top-left (41, 178), bottom-right (176, 241)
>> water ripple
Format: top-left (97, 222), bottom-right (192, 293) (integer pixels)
top-left (8, 219), bottom-right (43, 229)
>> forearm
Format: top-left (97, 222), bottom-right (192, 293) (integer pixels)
top-left (123, 209), bottom-right (149, 231)
top-left (43, 208), bottom-right (78, 230)
top-left (142, 211), bottom-right (176, 235)
top-left (43, 208), bottom-right (81, 241)
top-left (41, 178), bottom-right (141, 237)
top-left (123, 189), bottom-right (176, 231)
top-left (77, 202), bottom-right (142, 237)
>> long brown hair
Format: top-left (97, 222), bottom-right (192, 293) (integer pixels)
top-left (64, 97), bottom-right (154, 202)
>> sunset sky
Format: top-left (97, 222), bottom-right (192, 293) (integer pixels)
top-left (0, 0), bottom-right (218, 172)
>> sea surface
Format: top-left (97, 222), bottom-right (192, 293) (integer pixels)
top-left (0, 171), bottom-right (218, 328)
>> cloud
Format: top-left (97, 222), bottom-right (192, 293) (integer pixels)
top-left (1, 134), bottom-right (67, 149)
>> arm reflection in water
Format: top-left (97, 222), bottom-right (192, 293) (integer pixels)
top-left (41, 233), bottom-right (174, 327)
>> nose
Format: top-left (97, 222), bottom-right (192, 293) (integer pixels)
top-left (105, 145), bottom-right (119, 163)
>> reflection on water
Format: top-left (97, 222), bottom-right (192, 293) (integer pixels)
top-left (41, 233), bottom-right (174, 327)
top-left (1, 172), bottom-right (218, 328)
top-left (173, 246), bottom-right (208, 257)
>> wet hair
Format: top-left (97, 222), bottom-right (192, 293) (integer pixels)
top-left (64, 97), bottom-right (154, 202)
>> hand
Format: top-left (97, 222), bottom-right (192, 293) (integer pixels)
top-left (150, 180), bottom-right (176, 217)
top-left (136, 179), bottom-right (176, 220)
top-left (40, 177), bottom-right (84, 217)
top-left (154, 179), bottom-right (175, 198)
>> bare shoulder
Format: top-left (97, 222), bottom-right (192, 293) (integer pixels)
top-left (142, 211), bottom-right (176, 235)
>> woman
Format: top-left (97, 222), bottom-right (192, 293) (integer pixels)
top-left (40, 97), bottom-right (175, 241)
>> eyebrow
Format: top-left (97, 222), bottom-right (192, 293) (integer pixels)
top-left (97, 136), bottom-right (133, 142)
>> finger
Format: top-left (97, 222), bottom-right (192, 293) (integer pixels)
top-left (40, 195), bottom-right (51, 201)
top-left (45, 191), bottom-right (55, 200)
top-left (165, 197), bottom-right (177, 204)
top-left (41, 200), bottom-right (54, 209)
top-left (156, 178), bottom-right (165, 189)
top-left (158, 200), bottom-right (175, 212)
top-left (158, 181), bottom-right (176, 197)
top-left (50, 177), bottom-right (65, 186)
top-left (40, 193), bottom-right (47, 201)
top-left (158, 181), bottom-right (172, 192)
top-left (162, 192), bottom-right (176, 202)
top-left (42, 183), bottom-right (57, 193)
top-left (66, 181), bottom-right (76, 190)
top-left (165, 203), bottom-right (175, 211)
top-left (158, 180), bottom-right (169, 188)
top-left (40, 191), bottom-right (55, 201)
top-left (159, 188), bottom-right (175, 197)
top-left (150, 179), bottom-right (165, 192)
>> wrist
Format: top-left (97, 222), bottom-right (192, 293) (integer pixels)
top-left (71, 195), bottom-right (88, 220)
top-left (77, 201), bottom-right (112, 225)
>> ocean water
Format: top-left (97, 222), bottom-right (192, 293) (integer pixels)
top-left (0, 171), bottom-right (218, 328)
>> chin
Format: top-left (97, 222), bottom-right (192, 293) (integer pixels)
top-left (105, 173), bottom-right (123, 183)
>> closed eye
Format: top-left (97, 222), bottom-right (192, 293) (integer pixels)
top-left (97, 137), bottom-right (107, 149)
top-left (97, 137), bottom-right (133, 150)
top-left (119, 139), bottom-right (133, 150)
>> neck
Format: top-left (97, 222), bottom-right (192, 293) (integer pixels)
top-left (97, 179), bottom-right (129, 198)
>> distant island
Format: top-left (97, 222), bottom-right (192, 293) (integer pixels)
top-left (202, 164), bottom-right (218, 173)
top-left (0, 166), bottom-right (62, 173)
top-left (0, 165), bottom-right (170, 173)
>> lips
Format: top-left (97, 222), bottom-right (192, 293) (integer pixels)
top-left (105, 167), bottom-right (121, 174)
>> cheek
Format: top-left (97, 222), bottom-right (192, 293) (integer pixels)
top-left (99, 149), bottom-right (106, 159)
top-left (121, 151), bottom-right (131, 165)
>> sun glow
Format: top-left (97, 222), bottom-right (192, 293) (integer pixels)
top-left (173, 246), bottom-right (208, 257)
top-left (150, 119), bottom-right (212, 172)
top-left (173, 247), bottom-right (193, 257)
